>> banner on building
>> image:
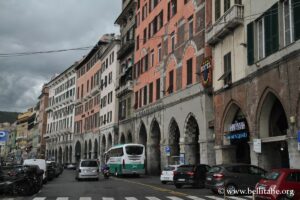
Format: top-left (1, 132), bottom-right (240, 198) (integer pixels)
top-left (0, 130), bottom-right (9, 146)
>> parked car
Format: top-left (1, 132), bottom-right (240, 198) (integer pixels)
top-left (46, 161), bottom-right (60, 177)
top-left (160, 165), bottom-right (181, 184)
top-left (173, 164), bottom-right (210, 188)
top-left (57, 163), bottom-right (64, 174)
top-left (46, 163), bottom-right (56, 181)
top-left (23, 159), bottom-right (47, 184)
top-left (76, 159), bottom-right (99, 181)
top-left (205, 163), bottom-right (266, 195)
top-left (67, 163), bottom-right (76, 170)
top-left (255, 168), bottom-right (300, 200)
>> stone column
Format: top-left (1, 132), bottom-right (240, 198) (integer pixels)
top-left (287, 137), bottom-right (300, 169)
top-left (199, 140), bottom-right (216, 165)
top-left (214, 145), bottom-right (236, 165)
top-left (146, 143), bottom-right (161, 175)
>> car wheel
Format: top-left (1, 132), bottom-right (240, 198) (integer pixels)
top-left (226, 184), bottom-right (237, 196)
top-left (175, 183), bottom-right (183, 189)
top-left (161, 181), bottom-right (167, 184)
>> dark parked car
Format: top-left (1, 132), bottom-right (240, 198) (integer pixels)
top-left (205, 163), bottom-right (266, 195)
top-left (255, 168), bottom-right (300, 200)
top-left (173, 164), bottom-right (210, 188)
top-left (46, 161), bottom-right (60, 177)
top-left (46, 163), bottom-right (56, 181)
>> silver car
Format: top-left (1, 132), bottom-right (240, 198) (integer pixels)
top-left (76, 159), bottom-right (99, 181)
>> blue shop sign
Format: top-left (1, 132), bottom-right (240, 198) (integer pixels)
top-left (225, 132), bottom-right (248, 140)
top-left (298, 130), bottom-right (300, 143)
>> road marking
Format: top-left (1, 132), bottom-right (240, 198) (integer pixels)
top-left (57, 198), bottom-right (69, 200)
top-left (228, 196), bottom-right (251, 200)
top-left (125, 198), bottom-right (138, 200)
top-left (32, 198), bottom-right (46, 200)
top-left (79, 197), bottom-right (92, 200)
top-left (186, 195), bottom-right (206, 200)
top-left (102, 198), bottom-right (114, 200)
top-left (166, 196), bottom-right (184, 200)
top-left (241, 197), bottom-right (253, 200)
top-left (205, 196), bottom-right (225, 200)
top-left (146, 197), bottom-right (161, 200)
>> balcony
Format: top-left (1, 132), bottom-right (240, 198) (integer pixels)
top-left (206, 5), bottom-right (244, 45)
top-left (90, 85), bottom-right (100, 96)
top-left (116, 80), bottom-right (133, 98)
top-left (117, 40), bottom-right (135, 60)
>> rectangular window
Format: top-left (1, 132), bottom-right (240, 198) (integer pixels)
top-left (158, 44), bottom-right (162, 62)
top-left (215, 0), bottom-right (221, 20)
top-left (224, 0), bottom-right (231, 13)
top-left (188, 16), bottom-right (194, 39)
top-left (223, 52), bottom-right (232, 85)
top-left (171, 0), bottom-right (177, 17)
top-left (264, 3), bottom-right (279, 57)
top-left (149, 82), bottom-right (153, 103)
top-left (257, 18), bottom-right (265, 60)
top-left (151, 49), bottom-right (155, 67)
top-left (135, 91), bottom-right (139, 109)
top-left (247, 22), bottom-right (254, 65)
top-left (156, 78), bottom-right (160, 100)
top-left (143, 28), bottom-right (147, 44)
top-left (283, 0), bottom-right (293, 46)
top-left (293, 0), bottom-right (300, 40)
top-left (187, 58), bottom-right (193, 85)
top-left (171, 32), bottom-right (175, 51)
top-left (136, 35), bottom-right (140, 50)
top-left (139, 89), bottom-right (143, 108)
top-left (143, 86), bottom-right (147, 106)
top-left (169, 70), bottom-right (174, 94)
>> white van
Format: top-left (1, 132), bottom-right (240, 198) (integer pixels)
top-left (23, 159), bottom-right (47, 183)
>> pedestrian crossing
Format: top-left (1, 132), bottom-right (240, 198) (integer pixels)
top-left (4, 195), bottom-right (254, 200)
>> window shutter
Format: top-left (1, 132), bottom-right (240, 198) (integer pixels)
top-left (293, 0), bottom-right (300, 40)
top-left (247, 22), bottom-right (254, 65)
top-left (264, 3), bottom-right (279, 57)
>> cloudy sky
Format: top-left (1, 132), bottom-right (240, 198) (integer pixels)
top-left (0, 0), bottom-right (120, 112)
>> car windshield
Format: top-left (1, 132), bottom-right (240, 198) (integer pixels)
top-left (264, 171), bottom-right (281, 180)
top-left (81, 161), bottom-right (98, 167)
top-left (208, 166), bottom-right (221, 173)
top-left (177, 166), bottom-right (194, 172)
top-left (163, 166), bottom-right (176, 171)
top-left (125, 146), bottom-right (143, 155)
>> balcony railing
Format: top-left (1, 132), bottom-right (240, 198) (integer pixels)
top-left (117, 40), bottom-right (135, 60)
top-left (116, 80), bottom-right (133, 98)
top-left (206, 4), bottom-right (244, 45)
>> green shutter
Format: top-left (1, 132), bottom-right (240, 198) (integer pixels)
top-left (264, 3), bottom-right (279, 57)
top-left (293, 0), bottom-right (300, 40)
top-left (247, 22), bottom-right (254, 65)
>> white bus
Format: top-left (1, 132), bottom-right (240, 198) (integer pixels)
top-left (104, 144), bottom-right (145, 176)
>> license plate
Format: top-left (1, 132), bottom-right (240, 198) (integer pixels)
top-left (206, 177), bottom-right (212, 181)
top-left (178, 179), bottom-right (185, 182)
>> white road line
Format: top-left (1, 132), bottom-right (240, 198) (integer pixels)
top-left (56, 197), bottom-right (69, 200)
top-left (166, 196), bottom-right (184, 200)
top-left (2, 198), bottom-right (15, 200)
top-left (125, 198), bottom-right (138, 200)
top-left (205, 196), bottom-right (225, 200)
top-left (145, 197), bottom-right (161, 200)
top-left (186, 195), bottom-right (206, 200)
top-left (32, 198), bottom-right (46, 200)
top-left (228, 196), bottom-right (250, 200)
top-left (102, 198), bottom-right (114, 200)
top-left (242, 196), bottom-right (254, 200)
top-left (79, 197), bottom-right (92, 200)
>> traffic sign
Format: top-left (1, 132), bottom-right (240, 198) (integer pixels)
top-left (165, 146), bottom-right (171, 156)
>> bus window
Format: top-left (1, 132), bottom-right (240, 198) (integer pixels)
top-left (125, 146), bottom-right (143, 155)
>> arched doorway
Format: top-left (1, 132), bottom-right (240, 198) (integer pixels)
top-left (58, 147), bottom-right (62, 164)
top-left (84, 141), bottom-right (87, 159)
top-left (69, 146), bottom-right (72, 163)
top-left (88, 140), bottom-right (92, 159)
top-left (258, 92), bottom-right (289, 169)
top-left (138, 122), bottom-right (147, 173)
top-left (149, 119), bottom-right (161, 175)
top-left (75, 141), bottom-right (81, 163)
top-left (169, 118), bottom-right (180, 165)
top-left (127, 132), bottom-right (133, 143)
top-left (65, 146), bottom-right (69, 164)
top-left (184, 114), bottom-right (200, 165)
top-left (94, 139), bottom-right (98, 159)
top-left (108, 134), bottom-right (113, 149)
top-left (223, 103), bottom-right (250, 164)
top-left (120, 133), bottom-right (125, 144)
top-left (100, 135), bottom-right (107, 165)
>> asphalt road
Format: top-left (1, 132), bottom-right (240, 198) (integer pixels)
top-left (2, 170), bottom-right (254, 200)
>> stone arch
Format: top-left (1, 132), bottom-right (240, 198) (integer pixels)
top-left (94, 139), bottom-right (98, 159)
top-left (75, 141), bottom-right (81, 163)
top-left (88, 139), bottom-right (92, 159)
top-left (222, 101), bottom-right (251, 164)
top-left (168, 118), bottom-right (181, 162)
top-left (184, 113), bottom-right (200, 165)
top-left (127, 131), bottom-right (133, 143)
top-left (166, 54), bottom-right (178, 68)
top-left (138, 121), bottom-right (147, 146)
top-left (100, 135), bottom-right (107, 164)
top-left (182, 40), bottom-right (197, 58)
top-left (84, 141), bottom-right (88, 159)
top-left (149, 118), bottom-right (161, 175)
top-left (120, 133), bottom-right (126, 144)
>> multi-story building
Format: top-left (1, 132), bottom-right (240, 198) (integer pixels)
top-left (115, 0), bottom-right (136, 146)
top-left (73, 34), bottom-right (113, 163)
top-left (207, 0), bottom-right (300, 169)
top-left (37, 85), bottom-right (49, 159)
top-left (16, 110), bottom-right (33, 158)
top-left (98, 37), bottom-right (120, 164)
top-left (45, 63), bottom-right (77, 164)
top-left (133, 0), bottom-right (215, 174)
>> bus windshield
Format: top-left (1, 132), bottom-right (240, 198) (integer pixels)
top-left (125, 146), bottom-right (143, 155)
